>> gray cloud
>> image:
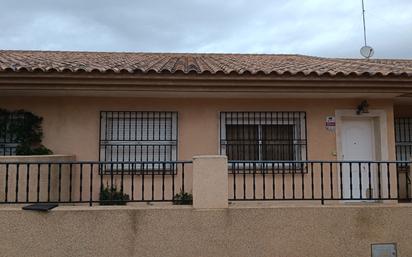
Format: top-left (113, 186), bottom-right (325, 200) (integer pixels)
top-left (0, 0), bottom-right (411, 58)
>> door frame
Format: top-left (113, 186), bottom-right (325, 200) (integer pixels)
top-left (335, 109), bottom-right (389, 202)
top-left (336, 109), bottom-right (389, 162)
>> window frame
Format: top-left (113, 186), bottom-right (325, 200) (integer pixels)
top-left (219, 112), bottom-right (308, 173)
top-left (99, 111), bottom-right (178, 175)
top-left (0, 112), bottom-right (26, 156)
top-left (394, 117), bottom-right (412, 171)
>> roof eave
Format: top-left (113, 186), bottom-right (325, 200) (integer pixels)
top-left (1, 71), bottom-right (412, 97)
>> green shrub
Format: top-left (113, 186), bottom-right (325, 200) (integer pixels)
top-left (99, 185), bottom-right (130, 205)
top-left (173, 189), bottom-right (193, 205)
top-left (0, 109), bottom-right (52, 155)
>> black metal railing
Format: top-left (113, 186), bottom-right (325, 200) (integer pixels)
top-left (395, 117), bottom-right (412, 163)
top-left (0, 161), bottom-right (191, 205)
top-left (228, 161), bottom-right (411, 203)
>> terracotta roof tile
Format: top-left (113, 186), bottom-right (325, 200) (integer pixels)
top-left (1, 50), bottom-right (412, 78)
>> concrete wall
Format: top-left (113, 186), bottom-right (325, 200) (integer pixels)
top-left (0, 204), bottom-right (411, 257)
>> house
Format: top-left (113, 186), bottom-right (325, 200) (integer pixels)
top-left (1, 50), bottom-right (412, 257)
top-left (1, 50), bottom-right (412, 204)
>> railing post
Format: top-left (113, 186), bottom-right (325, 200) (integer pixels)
top-left (192, 155), bottom-right (228, 209)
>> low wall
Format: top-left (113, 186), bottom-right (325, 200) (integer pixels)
top-left (0, 204), bottom-right (411, 257)
top-left (0, 155), bottom-right (76, 203)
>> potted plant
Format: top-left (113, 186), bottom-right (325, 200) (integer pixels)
top-left (173, 189), bottom-right (193, 205)
top-left (99, 184), bottom-right (130, 205)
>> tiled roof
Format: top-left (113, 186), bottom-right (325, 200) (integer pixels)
top-left (1, 50), bottom-right (412, 78)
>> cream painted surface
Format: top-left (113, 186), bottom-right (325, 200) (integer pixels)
top-left (0, 97), bottom-right (397, 161)
top-left (0, 97), bottom-right (398, 199)
top-left (193, 155), bottom-right (228, 209)
top-left (1, 205), bottom-right (412, 257)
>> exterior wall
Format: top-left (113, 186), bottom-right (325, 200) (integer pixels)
top-left (394, 104), bottom-right (412, 117)
top-left (0, 97), bottom-right (398, 200)
top-left (0, 96), bottom-right (397, 161)
top-left (0, 204), bottom-right (411, 257)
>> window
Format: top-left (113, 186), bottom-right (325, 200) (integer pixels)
top-left (220, 112), bottom-right (307, 162)
top-left (99, 111), bottom-right (178, 173)
top-left (395, 117), bottom-right (412, 162)
top-left (0, 111), bottom-right (26, 156)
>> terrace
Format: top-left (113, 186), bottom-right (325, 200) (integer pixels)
top-left (0, 158), bottom-right (411, 206)
top-left (1, 109), bottom-right (411, 207)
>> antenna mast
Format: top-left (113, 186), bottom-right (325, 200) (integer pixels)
top-left (359, 0), bottom-right (374, 58)
top-left (361, 0), bottom-right (367, 46)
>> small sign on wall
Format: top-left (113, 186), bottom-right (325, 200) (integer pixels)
top-left (325, 116), bottom-right (336, 131)
top-left (371, 243), bottom-right (397, 257)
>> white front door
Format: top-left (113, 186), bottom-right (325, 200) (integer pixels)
top-left (341, 118), bottom-right (377, 200)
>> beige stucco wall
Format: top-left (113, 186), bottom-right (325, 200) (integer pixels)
top-left (193, 155), bottom-right (228, 208)
top-left (0, 204), bottom-right (411, 257)
top-left (0, 96), bottom-right (397, 161)
top-left (0, 97), bottom-right (399, 201)
top-left (394, 104), bottom-right (412, 117)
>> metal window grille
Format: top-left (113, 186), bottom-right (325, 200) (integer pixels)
top-left (99, 111), bottom-right (178, 173)
top-left (219, 112), bottom-right (307, 161)
top-left (0, 112), bottom-right (26, 156)
top-left (395, 117), bottom-right (412, 162)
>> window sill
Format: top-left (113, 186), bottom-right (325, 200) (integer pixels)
top-left (228, 164), bottom-right (307, 174)
top-left (100, 169), bottom-right (177, 176)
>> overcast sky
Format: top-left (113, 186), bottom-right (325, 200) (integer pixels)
top-left (1, 0), bottom-right (411, 58)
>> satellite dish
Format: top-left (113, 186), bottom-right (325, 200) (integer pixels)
top-left (360, 45), bottom-right (374, 58)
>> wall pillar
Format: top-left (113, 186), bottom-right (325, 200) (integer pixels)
top-left (192, 155), bottom-right (228, 209)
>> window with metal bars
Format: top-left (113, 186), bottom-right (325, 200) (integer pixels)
top-left (395, 117), bottom-right (412, 162)
top-left (99, 111), bottom-right (178, 173)
top-left (0, 112), bottom-right (26, 156)
top-left (220, 112), bottom-right (307, 162)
